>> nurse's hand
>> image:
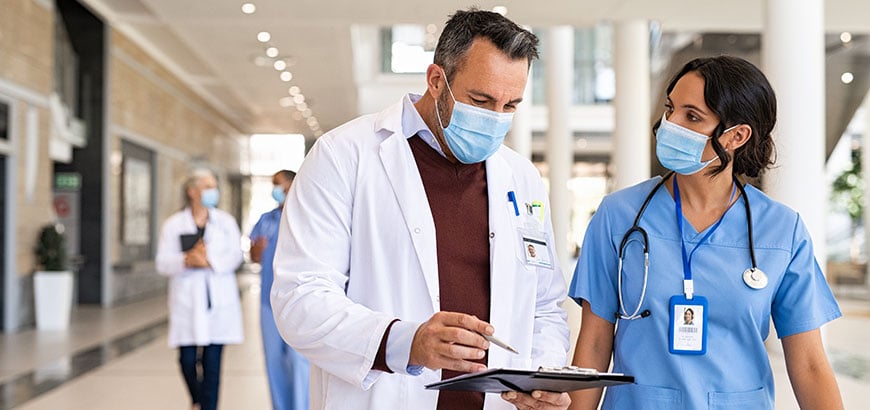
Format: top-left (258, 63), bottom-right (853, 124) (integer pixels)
top-left (501, 390), bottom-right (570, 410)
top-left (408, 311), bottom-right (491, 372)
top-left (184, 241), bottom-right (209, 268)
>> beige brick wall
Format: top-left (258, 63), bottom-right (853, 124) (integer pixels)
top-left (0, 0), bottom-right (53, 95)
top-left (107, 29), bottom-right (245, 265)
top-left (0, 0), bottom-right (55, 275)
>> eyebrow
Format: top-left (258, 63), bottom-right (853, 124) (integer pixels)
top-left (469, 89), bottom-right (523, 105)
top-left (666, 97), bottom-right (710, 116)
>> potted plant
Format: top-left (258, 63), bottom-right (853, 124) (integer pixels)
top-left (33, 223), bottom-right (74, 330)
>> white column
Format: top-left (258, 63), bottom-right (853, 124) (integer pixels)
top-left (763, 0), bottom-right (826, 269)
top-left (546, 26), bottom-right (579, 350)
top-left (507, 66), bottom-right (534, 159)
top-left (546, 26), bottom-right (574, 275)
top-left (613, 20), bottom-right (651, 190)
top-left (862, 92), bottom-right (870, 285)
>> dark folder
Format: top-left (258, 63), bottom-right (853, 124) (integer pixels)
top-left (425, 367), bottom-right (634, 394)
top-left (180, 233), bottom-right (202, 252)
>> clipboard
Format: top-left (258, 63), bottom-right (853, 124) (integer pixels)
top-left (425, 366), bottom-right (634, 393)
top-left (180, 233), bottom-right (202, 252)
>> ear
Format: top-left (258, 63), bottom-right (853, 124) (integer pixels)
top-left (425, 64), bottom-right (446, 99)
top-left (721, 124), bottom-right (752, 151)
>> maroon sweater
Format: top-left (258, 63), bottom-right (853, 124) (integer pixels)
top-left (372, 136), bottom-right (492, 410)
top-left (410, 136), bottom-right (491, 410)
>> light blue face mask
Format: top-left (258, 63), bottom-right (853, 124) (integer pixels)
top-left (655, 113), bottom-right (736, 175)
top-left (200, 188), bottom-right (220, 209)
top-left (434, 71), bottom-right (514, 164)
top-left (271, 185), bottom-right (286, 204)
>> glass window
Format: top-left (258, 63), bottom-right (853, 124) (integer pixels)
top-left (532, 24), bottom-right (616, 106)
top-left (381, 24), bottom-right (438, 74)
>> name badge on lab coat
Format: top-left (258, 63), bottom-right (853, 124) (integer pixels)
top-left (668, 295), bottom-right (707, 355)
top-left (518, 228), bottom-right (553, 269)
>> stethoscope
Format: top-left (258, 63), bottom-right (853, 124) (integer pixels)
top-left (616, 172), bottom-right (767, 320)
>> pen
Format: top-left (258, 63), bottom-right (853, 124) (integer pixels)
top-left (480, 332), bottom-right (519, 355)
top-left (507, 191), bottom-right (520, 216)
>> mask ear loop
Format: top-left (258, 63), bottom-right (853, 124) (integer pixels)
top-left (433, 66), bottom-right (457, 131)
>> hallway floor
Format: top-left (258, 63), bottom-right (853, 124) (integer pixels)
top-left (1, 272), bottom-right (868, 409)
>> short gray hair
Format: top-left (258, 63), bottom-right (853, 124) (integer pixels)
top-left (434, 8), bottom-right (539, 81)
top-left (182, 168), bottom-right (216, 205)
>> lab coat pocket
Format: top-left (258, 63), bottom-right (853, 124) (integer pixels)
top-left (708, 387), bottom-right (768, 409)
top-left (607, 383), bottom-right (681, 409)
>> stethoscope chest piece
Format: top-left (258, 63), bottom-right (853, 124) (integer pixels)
top-left (743, 268), bottom-right (768, 290)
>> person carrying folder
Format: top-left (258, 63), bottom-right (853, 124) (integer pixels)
top-left (568, 56), bottom-right (843, 410)
top-left (271, 8), bottom-right (570, 410)
top-left (156, 168), bottom-right (244, 410)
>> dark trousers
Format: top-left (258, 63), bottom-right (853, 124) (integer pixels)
top-left (179, 344), bottom-right (224, 410)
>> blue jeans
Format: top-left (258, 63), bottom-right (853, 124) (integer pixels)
top-left (179, 344), bottom-right (223, 410)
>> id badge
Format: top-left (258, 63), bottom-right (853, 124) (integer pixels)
top-left (518, 228), bottom-right (553, 269)
top-left (668, 295), bottom-right (707, 355)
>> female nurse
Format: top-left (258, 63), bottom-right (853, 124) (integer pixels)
top-left (568, 56), bottom-right (843, 410)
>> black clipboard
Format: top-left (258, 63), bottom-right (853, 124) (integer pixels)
top-left (425, 367), bottom-right (634, 393)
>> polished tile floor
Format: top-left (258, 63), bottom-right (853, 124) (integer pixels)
top-left (1, 272), bottom-right (868, 409)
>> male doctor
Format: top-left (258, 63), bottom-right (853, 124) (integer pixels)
top-left (272, 8), bottom-right (570, 410)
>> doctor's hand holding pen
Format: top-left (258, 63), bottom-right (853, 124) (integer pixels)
top-left (409, 312), bottom-right (571, 410)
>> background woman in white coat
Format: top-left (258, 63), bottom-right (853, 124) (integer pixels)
top-left (156, 168), bottom-right (244, 410)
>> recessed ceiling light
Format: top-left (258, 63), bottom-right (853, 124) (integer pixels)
top-left (288, 86), bottom-right (301, 96)
top-left (280, 71), bottom-right (293, 82)
top-left (241, 3), bottom-right (256, 14)
top-left (296, 102), bottom-right (308, 111)
top-left (840, 32), bottom-right (852, 43)
top-left (273, 60), bottom-right (287, 71)
top-left (492, 6), bottom-right (507, 15)
top-left (293, 94), bottom-right (305, 104)
top-left (266, 47), bottom-right (279, 58)
top-left (841, 72), bottom-right (854, 84)
top-left (307, 117), bottom-right (318, 126)
top-left (257, 31), bottom-right (271, 43)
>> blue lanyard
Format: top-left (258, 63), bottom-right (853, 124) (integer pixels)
top-left (673, 176), bottom-right (736, 283)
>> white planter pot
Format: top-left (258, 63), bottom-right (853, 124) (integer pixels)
top-left (34, 270), bottom-right (74, 331)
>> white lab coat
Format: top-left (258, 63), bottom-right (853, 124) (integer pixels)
top-left (272, 98), bottom-right (570, 410)
top-left (156, 207), bottom-right (244, 347)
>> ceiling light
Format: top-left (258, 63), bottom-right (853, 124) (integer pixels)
top-left (273, 60), bottom-right (287, 71)
top-left (266, 47), bottom-right (279, 58)
top-left (296, 102), bottom-right (308, 111)
top-left (492, 6), bottom-right (507, 16)
top-left (840, 32), bottom-right (852, 43)
top-left (288, 86), bottom-right (301, 96)
top-left (301, 110), bottom-right (312, 119)
top-left (293, 94), bottom-right (305, 104)
top-left (307, 117), bottom-right (318, 126)
top-left (257, 31), bottom-right (271, 43)
top-left (279, 97), bottom-right (294, 107)
top-left (280, 71), bottom-right (293, 82)
top-left (241, 3), bottom-right (256, 14)
top-left (841, 72), bottom-right (854, 84)
top-left (315, 130), bottom-right (323, 137)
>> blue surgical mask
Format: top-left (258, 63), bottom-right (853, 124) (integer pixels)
top-left (272, 185), bottom-right (286, 204)
top-left (655, 113), bottom-right (730, 175)
top-left (201, 188), bottom-right (219, 209)
top-left (434, 72), bottom-right (513, 164)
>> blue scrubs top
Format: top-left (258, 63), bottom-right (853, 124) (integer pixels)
top-left (251, 207), bottom-right (282, 306)
top-left (569, 177), bottom-right (841, 410)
